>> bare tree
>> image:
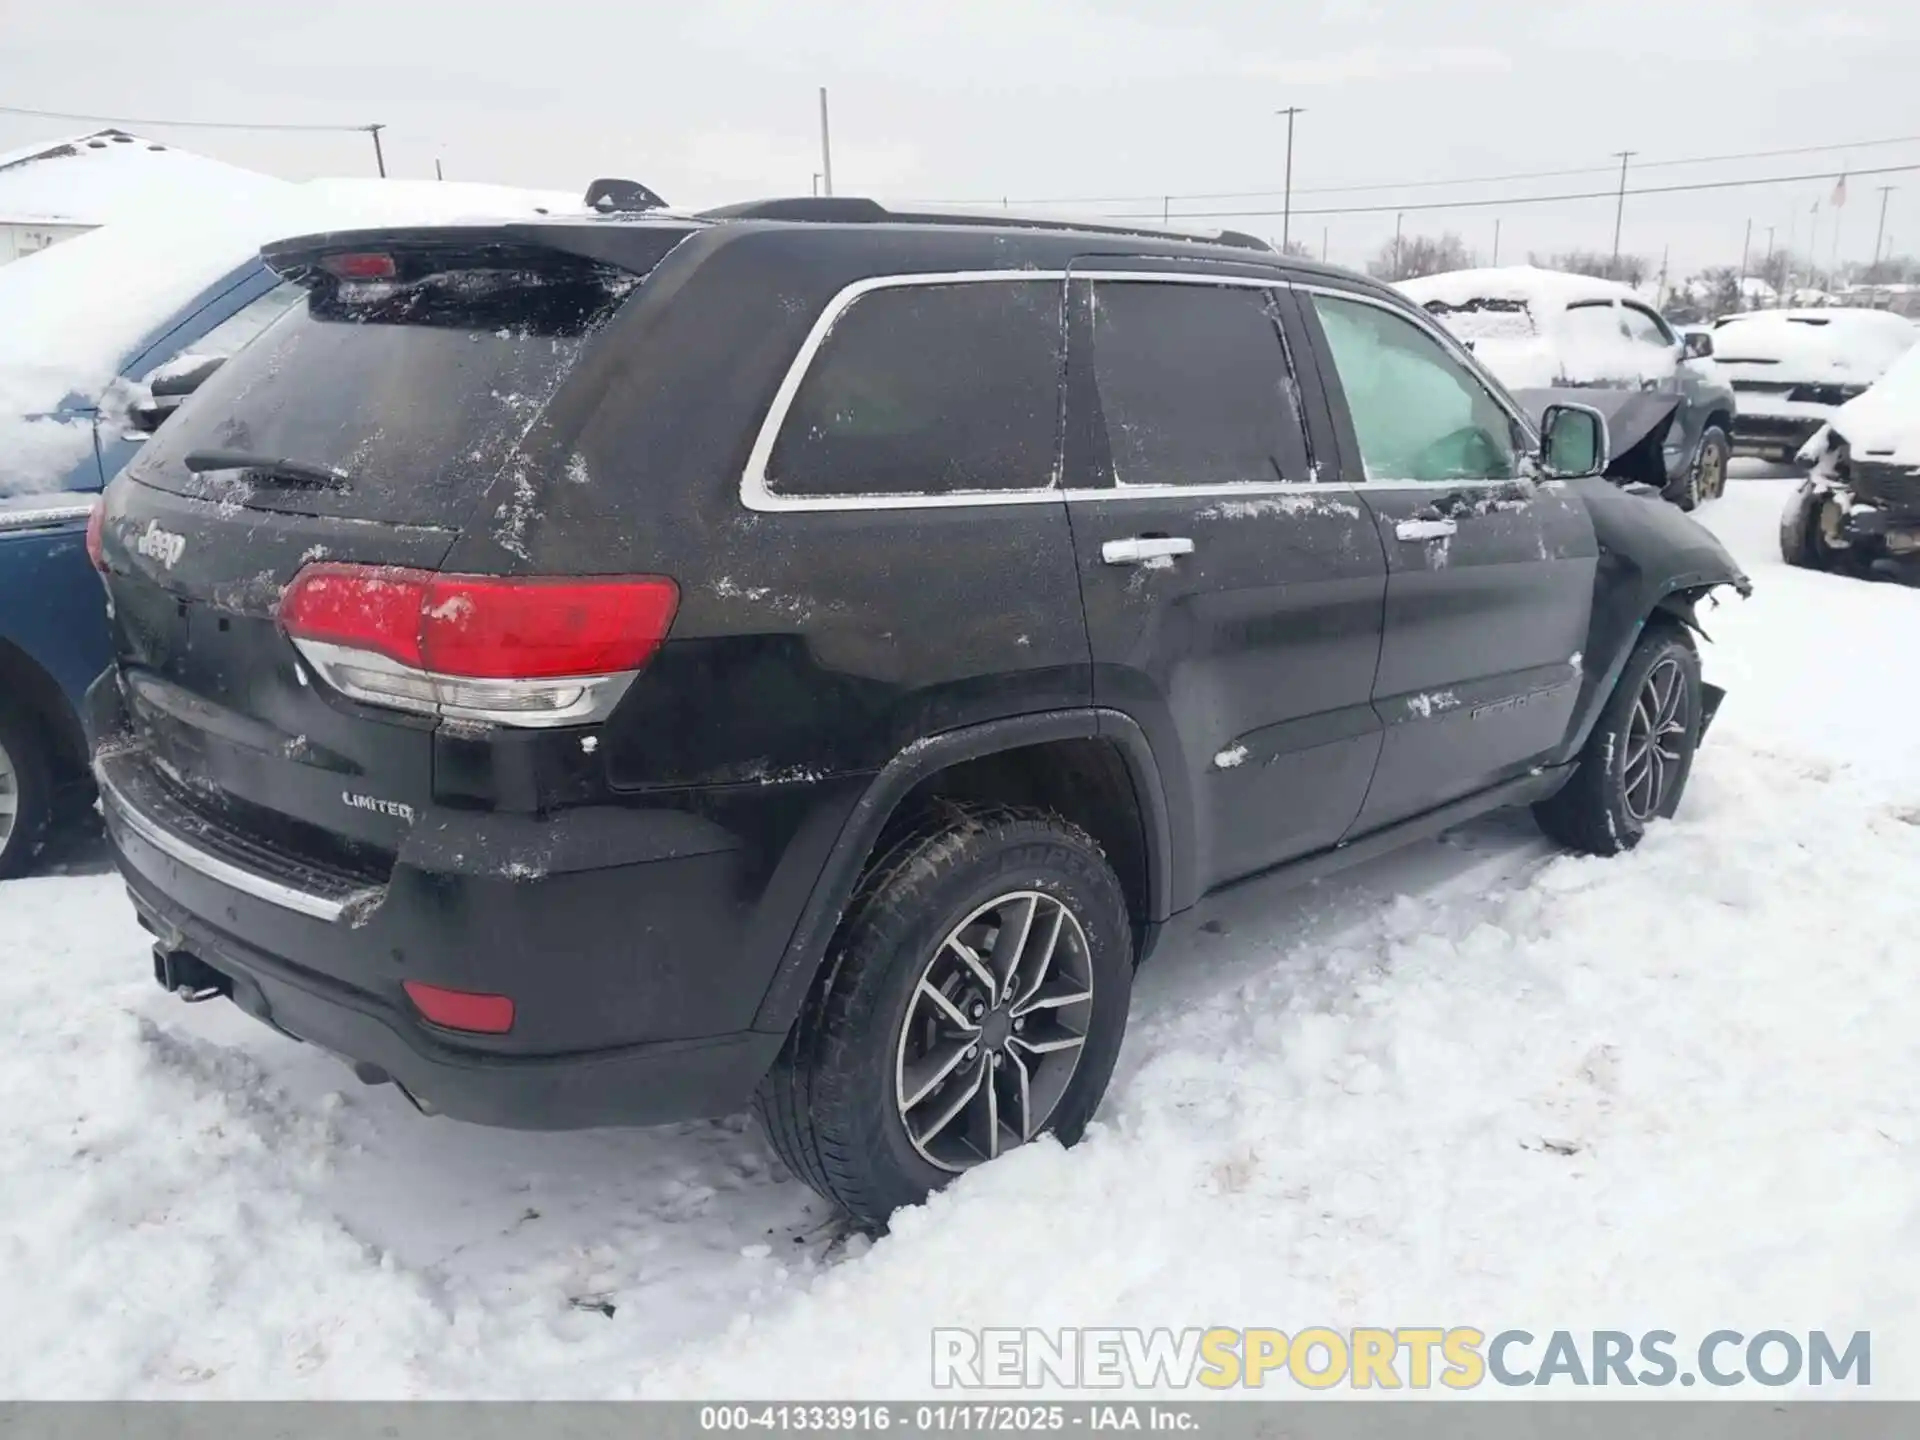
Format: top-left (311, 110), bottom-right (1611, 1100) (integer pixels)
top-left (1366, 231), bottom-right (1474, 282)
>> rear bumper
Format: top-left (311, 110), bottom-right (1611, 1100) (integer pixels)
top-left (90, 691), bottom-right (813, 1128)
top-left (1729, 413), bottom-right (1826, 460)
top-left (129, 868), bottom-right (782, 1129)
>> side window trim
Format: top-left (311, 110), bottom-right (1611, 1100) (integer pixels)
top-left (741, 269), bottom-right (1069, 514)
top-left (1621, 301), bottom-right (1676, 346)
top-left (1293, 281), bottom-right (1539, 489)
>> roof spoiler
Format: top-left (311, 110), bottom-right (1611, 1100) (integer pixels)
top-left (584, 177), bottom-right (669, 213)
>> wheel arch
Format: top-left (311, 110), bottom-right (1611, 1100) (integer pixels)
top-left (0, 638), bottom-right (88, 782)
top-left (1558, 581), bottom-right (1716, 763)
top-left (750, 709), bottom-right (1173, 1036)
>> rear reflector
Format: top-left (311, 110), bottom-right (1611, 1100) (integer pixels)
top-left (85, 499), bottom-right (107, 572)
top-left (321, 252), bottom-right (398, 280)
top-left (278, 565), bottom-right (678, 727)
top-left (403, 980), bottom-right (515, 1034)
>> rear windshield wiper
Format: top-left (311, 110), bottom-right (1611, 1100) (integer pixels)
top-left (183, 450), bottom-right (351, 490)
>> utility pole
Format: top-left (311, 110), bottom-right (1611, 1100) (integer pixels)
top-left (434, 156), bottom-right (444, 182)
top-left (1492, 217), bottom-right (1501, 266)
top-left (1739, 217), bottom-right (1751, 285)
top-left (1321, 226), bottom-right (1328, 262)
top-left (1873, 186), bottom-right (1895, 269)
top-left (367, 123), bottom-right (387, 178)
top-left (1276, 106), bottom-right (1305, 250)
top-left (1163, 196), bottom-right (1170, 225)
top-left (811, 173), bottom-right (821, 196)
top-left (1394, 211), bottom-right (1404, 278)
top-left (1610, 150), bottom-right (1636, 268)
top-left (817, 88), bottom-right (834, 197)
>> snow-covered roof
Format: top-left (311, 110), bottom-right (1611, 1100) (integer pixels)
top-left (1, 176), bottom-right (591, 494)
top-left (0, 128), bottom-right (284, 226)
top-left (1710, 307), bottom-right (1918, 380)
top-left (1397, 265), bottom-right (1640, 316)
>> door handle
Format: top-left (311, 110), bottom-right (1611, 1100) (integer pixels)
top-left (1395, 517), bottom-right (1458, 541)
top-left (1102, 536), bottom-right (1195, 565)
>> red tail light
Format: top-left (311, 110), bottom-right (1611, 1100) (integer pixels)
top-left (321, 252), bottom-right (397, 280)
top-left (85, 499), bottom-right (107, 572)
top-left (278, 565), bottom-right (678, 726)
top-left (403, 980), bottom-right (515, 1034)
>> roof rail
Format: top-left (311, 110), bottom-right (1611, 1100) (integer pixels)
top-left (585, 178), bottom-right (670, 213)
top-left (695, 196), bottom-right (1273, 253)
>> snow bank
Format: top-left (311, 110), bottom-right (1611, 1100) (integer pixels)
top-left (0, 129), bottom-right (282, 227)
top-left (0, 178), bottom-right (589, 495)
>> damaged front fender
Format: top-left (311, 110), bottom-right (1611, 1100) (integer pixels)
top-left (1555, 475), bottom-right (1751, 760)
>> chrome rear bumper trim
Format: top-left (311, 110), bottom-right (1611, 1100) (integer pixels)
top-left (98, 765), bottom-right (353, 922)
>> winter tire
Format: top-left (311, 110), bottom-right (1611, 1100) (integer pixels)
top-left (1681, 425), bottom-right (1730, 510)
top-left (754, 804), bottom-right (1134, 1227)
top-left (1533, 625), bottom-right (1702, 856)
top-left (1778, 482), bottom-right (1857, 574)
top-left (0, 698), bottom-right (55, 881)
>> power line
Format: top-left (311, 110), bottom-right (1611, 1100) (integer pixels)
top-left (1089, 161), bottom-right (1920, 222)
top-left (0, 102), bottom-right (374, 135)
top-left (913, 133), bottom-right (1920, 210)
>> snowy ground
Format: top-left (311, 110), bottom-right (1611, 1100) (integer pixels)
top-left (3, 471), bottom-right (1917, 1398)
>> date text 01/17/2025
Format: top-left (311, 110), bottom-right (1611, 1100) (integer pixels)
top-left (698, 1404), bottom-right (1199, 1432)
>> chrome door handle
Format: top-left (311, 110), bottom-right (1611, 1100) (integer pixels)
top-left (1102, 536), bottom-right (1195, 565)
top-left (1394, 517), bottom-right (1457, 541)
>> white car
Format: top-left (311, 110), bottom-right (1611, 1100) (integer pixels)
top-left (1780, 341), bottom-right (1920, 578)
top-left (1400, 266), bottom-right (1737, 507)
top-left (1709, 307), bottom-right (1918, 463)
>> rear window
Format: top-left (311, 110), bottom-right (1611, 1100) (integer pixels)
top-left (765, 280), bottom-right (1064, 498)
top-left (129, 260), bottom-right (636, 525)
top-left (1422, 297), bottom-right (1537, 342)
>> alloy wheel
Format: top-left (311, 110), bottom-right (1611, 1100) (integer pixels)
top-left (893, 890), bottom-right (1095, 1173)
top-left (1622, 656), bottom-right (1690, 824)
top-left (1697, 438), bottom-right (1727, 501)
top-left (0, 737), bottom-right (16, 851)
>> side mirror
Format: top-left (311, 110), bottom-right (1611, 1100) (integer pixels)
top-left (1682, 330), bottom-right (1714, 360)
top-left (125, 353), bottom-right (226, 435)
top-left (1540, 403), bottom-right (1609, 479)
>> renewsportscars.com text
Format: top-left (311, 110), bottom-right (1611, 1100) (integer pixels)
top-left (932, 1327), bottom-right (1871, 1390)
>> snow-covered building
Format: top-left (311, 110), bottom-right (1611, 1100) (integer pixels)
top-left (0, 129), bottom-right (281, 265)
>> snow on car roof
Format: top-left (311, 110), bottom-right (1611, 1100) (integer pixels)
top-left (0, 177), bottom-right (590, 494)
top-left (0, 128), bottom-right (284, 227)
top-left (1709, 307), bottom-right (1918, 378)
top-left (1822, 340), bottom-right (1920, 467)
top-left (1398, 265), bottom-right (1641, 316)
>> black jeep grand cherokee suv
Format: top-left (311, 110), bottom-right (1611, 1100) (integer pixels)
top-left (88, 199), bottom-right (1750, 1224)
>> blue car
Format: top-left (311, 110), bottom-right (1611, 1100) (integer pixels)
top-left (1, 260), bottom-right (300, 875)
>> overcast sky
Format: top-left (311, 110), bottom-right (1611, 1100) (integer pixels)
top-left (3, 0), bottom-right (1917, 277)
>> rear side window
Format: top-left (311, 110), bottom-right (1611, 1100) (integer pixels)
top-left (1086, 281), bottom-right (1311, 487)
top-left (765, 280), bottom-right (1063, 498)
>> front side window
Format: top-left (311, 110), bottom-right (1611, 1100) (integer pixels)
top-left (1311, 293), bottom-right (1520, 483)
top-left (1085, 280), bottom-right (1311, 487)
top-left (766, 280), bottom-right (1063, 498)
top-left (1620, 304), bottom-right (1676, 349)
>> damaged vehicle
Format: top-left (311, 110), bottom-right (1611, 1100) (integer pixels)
top-left (1712, 307), bottom-right (1917, 463)
top-left (89, 200), bottom-right (1750, 1225)
top-left (1400, 266), bottom-right (1737, 510)
top-left (1781, 341), bottom-right (1920, 580)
